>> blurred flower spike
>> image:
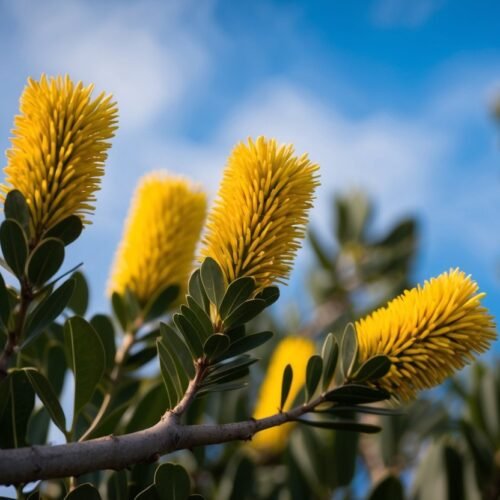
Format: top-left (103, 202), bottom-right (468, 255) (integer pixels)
top-left (108, 172), bottom-right (207, 306)
top-left (202, 136), bottom-right (319, 290)
top-left (1, 74), bottom-right (118, 237)
top-left (356, 268), bottom-right (497, 400)
top-left (251, 336), bottom-right (316, 455)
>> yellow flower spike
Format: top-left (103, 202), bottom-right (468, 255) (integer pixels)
top-left (355, 269), bottom-right (497, 400)
top-left (2, 75), bottom-right (118, 237)
top-left (251, 336), bottom-right (316, 455)
top-left (108, 172), bottom-right (207, 307)
top-left (201, 137), bottom-right (319, 289)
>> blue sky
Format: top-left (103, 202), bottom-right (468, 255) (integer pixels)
top-left (0, 0), bottom-right (499, 347)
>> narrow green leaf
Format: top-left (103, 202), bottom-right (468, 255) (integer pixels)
top-left (296, 418), bottom-right (381, 433)
top-left (321, 333), bottom-right (338, 391)
top-left (64, 483), bottom-right (101, 499)
top-left (107, 470), bottom-right (128, 500)
top-left (219, 277), bottom-right (255, 319)
top-left (126, 381), bottom-right (169, 433)
top-left (23, 367), bottom-right (66, 434)
top-left (0, 219), bottom-right (28, 278)
top-left (160, 323), bottom-right (195, 379)
top-left (90, 314), bottom-right (116, 371)
top-left (154, 462), bottom-right (191, 500)
top-left (157, 338), bottom-right (188, 396)
top-left (173, 313), bottom-right (203, 358)
top-left (186, 296), bottom-right (214, 337)
top-left (444, 445), bottom-right (465, 500)
top-left (157, 339), bottom-right (181, 408)
top-left (222, 299), bottom-right (267, 330)
top-left (0, 370), bottom-right (35, 448)
top-left (135, 484), bottom-right (160, 500)
top-left (254, 286), bottom-right (280, 307)
top-left (220, 331), bottom-right (273, 360)
top-left (86, 401), bottom-right (130, 439)
top-left (45, 215), bottom-right (83, 246)
top-left (204, 333), bottom-right (230, 360)
top-left (202, 365), bottom-right (251, 386)
top-left (4, 190), bottom-right (30, 235)
top-left (352, 355), bottom-right (391, 383)
top-left (305, 355), bottom-right (323, 402)
top-left (143, 284), bottom-right (179, 322)
top-left (64, 316), bottom-right (105, 418)
top-left (26, 238), bottom-right (65, 286)
top-left (207, 355), bottom-right (257, 379)
top-left (308, 228), bottom-right (333, 271)
top-left (46, 343), bottom-right (67, 396)
top-left (197, 380), bottom-right (248, 396)
top-left (111, 292), bottom-right (128, 330)
top-left (324, 384), bottom-right (390, 404)
top-left (67, 271), bottom-right (89, 316)
top-left (23, 278), bottom-right (75, 347)
top-left (341, 323), bottom-right (358, 378)
top-left (280, 364), bottom-right (293, 411)
top-left (315, 405), bottom-right (403, 417)
top-left (124, 346), bottom-right (157, 371)
top-left (181, 304), bottom-right (212, 340)
top-left (188, 269), bottom-right (209, 312)
top-left (200, 257), bottom-right (225, 307)
top-left (0, 273), bottom-right (11, 328)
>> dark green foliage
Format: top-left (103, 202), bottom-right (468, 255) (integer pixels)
top-left (26, 237), bottom-right (65, 286)
top-left (280, 364), bottom-right (293, 410)
top-left (44, 215), bottom-right (83, 246)
top-left (0, 219), bottom-right (28, 278)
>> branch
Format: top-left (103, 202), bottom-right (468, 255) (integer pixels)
top-left (0, 393), bottom-right (318, 485)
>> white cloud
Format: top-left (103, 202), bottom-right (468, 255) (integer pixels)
top-left (7, 0), bottom-right (214, 130)
top-left (372, 0), bottom-right (445, 28)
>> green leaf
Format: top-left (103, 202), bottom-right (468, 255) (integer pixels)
top-left (126, 381), bottom-right (169, 433)
top-left (124, 346), bottom-right (157, 371)
top-left (254, 286), bottom-right (280, 307)
top-left (340, 323), bottom-right (358, 379)
top-left (86, 401), bottom-right (129, 439)
top-left (0, 218), bottom-right (28, 278)
top-left (90, 314), bottom-right (116, 371)
top-left (107, 470), bottom-right (128, 500)
top-left (296, 417), bottom-right (381, 433)
top-left (0, 273), bottom-right (11, 328)
top-left (158, 338), bottom-right (188, 399)
top-left (157, 339), bottom-right (183, 408)
top-left (220, 331), bottom-right (273, 360)
top-left (46, 343), bottom-right (67, 396)
top-left (23, 278), bottom-right (75, 347)
top-left (181, 304), bottom-right (212, 341)
top-left (197, 380), bottom-right (248, 396)
top-left (308, 228), bottom-right (333, 271)
top-left (23, 367), bottom-right (66, 434)
top-left (305, 355), bottom-right (323, 402)
top-left (143, 284), bottom-right (179, 322)
top-left (135, 485), bottom-right (160, 500)
top-left (315, 405), bottom-right (403, 417)
top-left (219, 277), bottom-right (255, 319)
top-left (111, 292), bottom-right (128, 330)
top-left (154, 462), bottom-right (191, 500)
top-left (45, 215), bottom-right (83, 246)
top-left (280, 364), bottom-right (293, 411)
top-left (188, 269), bottom-right (209, 312)
top-left (0, 370), bottom-right (35, 448)
top-left (204, 333), bottom-right (230, 360)
top-left (64, 316), bottom-right (105, 418)
top-left (204, 356), bottom-right (257, 385)
top-left (160, 323), bottom-right (195, 379)
top-left (352, 355), bottom-right (391, 382)
top-left (321, 333), bottom-right (338, 391)
top-left (368, 475), bottom-right (404, 500)
top-left (200, 257), bottom-right (225, 307)
top-left (222, 299), bottom-right (267, 330)
top-left (65, 483), bottom-right (101, 499)
top-left (173, 313), bottom-right (203, 358)
top-left (444, 445), bottom-right (465, 500)
top-left (26, 238), bottom-right (65, 286)
top-left (4, 190), bottom-right (30, 235)
top-left (185, 296), bottom-right (213, 338)
top-left (67, 271), bottom-right (89, 316)
top-left (324, 384), bottom-right (390, 404)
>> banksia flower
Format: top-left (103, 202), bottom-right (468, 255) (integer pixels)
top-left (251, 336), bottom-right (316, 455)
top-left (201, 137), bottom-right (319, 289)
top-left (356, 269), bottom-right (496, 400)
top-left (2, 75), bottom-right (118, 237)
top-left (108, 173), bottom-right (206, 306)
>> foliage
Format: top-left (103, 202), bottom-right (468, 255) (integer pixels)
top-left (0, 76), bottom-right (496, 500)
